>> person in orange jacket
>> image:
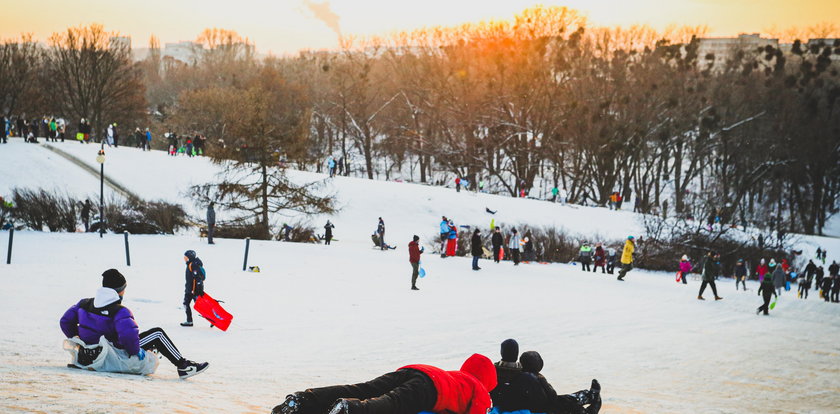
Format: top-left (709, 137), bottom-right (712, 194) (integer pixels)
top-left (272, 354), bottom-right (497, 414)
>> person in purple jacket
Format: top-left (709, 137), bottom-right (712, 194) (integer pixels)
top-left (60, 269), bottom-right (209, 379)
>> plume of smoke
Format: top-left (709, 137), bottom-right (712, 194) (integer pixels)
top-left (304, 0), bottom-right (342, 38)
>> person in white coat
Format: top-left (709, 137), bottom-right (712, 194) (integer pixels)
top-left (508, 229), bottom-right (522, 265)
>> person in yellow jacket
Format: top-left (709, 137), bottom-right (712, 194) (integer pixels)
top-left (617, 236), bottom-right (635, 281)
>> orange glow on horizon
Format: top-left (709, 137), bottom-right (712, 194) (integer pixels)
top-left (1, 0), bottom-right (838, 54)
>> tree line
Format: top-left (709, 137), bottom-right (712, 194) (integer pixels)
top-left (2, 7), bottom-right (839, 235)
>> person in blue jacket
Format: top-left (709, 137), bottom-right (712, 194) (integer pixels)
top-left (181, 250), bottom-right (206, 327)
top-left (60, 269), bottom-right (208, 378)
top-left (440, 216), bottom-right (449, 258)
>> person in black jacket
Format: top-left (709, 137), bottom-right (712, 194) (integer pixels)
top-left (181, 250), bottom-right (205, 327)
top-left (206, 202), bottom-right (216, 245)
top-left (734, 259), bottom-right (748, 291)
top-left (471, 229), bottom-right (483, 271)
top-left (81, 199), bottom-right (91, 232)
top-left (756, 275), bottom-right (777, 315)
top-left (324, 220), bottom-right (335, 245)
top-left (495, 351), bottom-right (601, 414)
top-left (491, 227), bottom-right (504, 263)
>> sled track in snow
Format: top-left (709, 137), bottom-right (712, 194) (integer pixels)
top-left (40, 143), bottom-right (140, 201)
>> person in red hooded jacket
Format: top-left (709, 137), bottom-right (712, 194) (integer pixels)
top-left (272, 353), bottom-right (497, 414)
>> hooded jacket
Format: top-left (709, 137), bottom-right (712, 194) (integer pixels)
top-left (60, 287), bottom-right (141, 356)
top-left (471, 233), bottom-right (483, 257)
top-left (401, 353), bottom-right (497, 414)
top-left (409, 240), bottom-right (422, 263)
top-left (620, 239), bottom-right (635, 264)
top-left (772, 266), bottom-right (786, 289)
top-left (679, 260), bottom-right (693, 274)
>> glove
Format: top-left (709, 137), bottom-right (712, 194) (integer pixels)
top-left (137, 349), bottom-right (146, 360)
top-left (194, 283), bottom-right (204, 297)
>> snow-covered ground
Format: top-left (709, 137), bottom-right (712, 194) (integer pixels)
top-left (1, 231), bottom-right (839, 413)
top-left (1, 138), bottom-right (840, 413)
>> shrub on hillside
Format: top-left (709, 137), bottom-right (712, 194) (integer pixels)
top-left (102, 198), bottom-right (189, 234)
top-left (11, 188), bottom-right (78, 232)
top-left (276, 221), bottom-right (318, 243)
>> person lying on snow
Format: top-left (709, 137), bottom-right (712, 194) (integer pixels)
top-left (272, 353), bottom-right (497, 414)
top-left (492, 347), bottom-right (601, 414)
top-left (60, 269), bottom-right (209, 379)
top-left (371, 233), bottom-right (396, 249)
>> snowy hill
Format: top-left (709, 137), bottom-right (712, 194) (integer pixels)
top-left (1, 138), bottom-right (840, 413)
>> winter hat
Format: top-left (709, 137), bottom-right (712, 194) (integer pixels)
top-left (184, 250), bottom-right (197, 260)
top-left (520, 351), bottom-right (544, 374)
top-left (413, 235), bottom-right (419, 242)
top-left (681, 255), bottom-right (689, 261)
top-left (627, 235), bottom-right (635, 240)
top-left (102, 269), bottom-right (127, 292)
top-left (769, 259), bottom-right (777, 267)
top-left (500, 338), bottom-right (519, 362)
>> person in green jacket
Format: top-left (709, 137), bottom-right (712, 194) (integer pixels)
top-left (697, 251), bottom-right (723, 301)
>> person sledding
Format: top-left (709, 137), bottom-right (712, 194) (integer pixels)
top-left (60, 269), bottom-right (209, 378)
top-left (371, 232), bottom-right (396, 249)
top-left (181, 250), bottom-right (206, 327)
top-left (271, 353), bottom-right (497, 414)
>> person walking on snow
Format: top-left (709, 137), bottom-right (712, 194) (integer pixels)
top-left (678, 255), bottom-right (692, 284)
top-left (579, 242), bottom-right (593, 271)
top-left (180, 250), bottom-right (206, 327)
top-left (445, 220), bottom-right (458, 257)
top-left (408, 235), bottom-right (423, 290)
top-left (60, 269), bottom-right (209, 378)
top-left (491, 227), bottom-right (504, 263)
top-left (508, 229), bottom-right (522, 265)
top-left (772, 259), bottom-right (786, 296)
top-left (697, 251), bottom-right (723, 300)
top-left (471, 229), bottom-right (483, 271)
top-left (797, 270), bottom-right (811, 299)
top-left (606, 247), bottom-right (617, 274)
top-left (206, 202), bottom-right (216, 245)
top-left (440, 216), bottom-right (449, 258)
top-left (455, 177), bottom-right (461, 192)
top-left (327, 156), bottom-right (336, 178)
top-left (324, 220), bottom-right (335, 245)
top-left (592, 243), bottom-right (606, 274)
top-left (81, 199), bottom-right (91, 232)
top-left (756, 273), bottom-right (777, 315)
top-left (734, 259), bottom-right (748, 291)
top-left (616, 236), bottom-right (635, 281)
top-left (271, 353), bottom-right (497, 414)
top-left (756, 258), bottom-right (769, 282)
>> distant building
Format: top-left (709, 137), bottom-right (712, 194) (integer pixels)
top-left (163, 41), bottom-right (202, 64)
top-left (697, 34), bottom-right (779, 71)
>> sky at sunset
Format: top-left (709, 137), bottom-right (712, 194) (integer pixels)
top-left (2, 0), bottom-right (839, 54)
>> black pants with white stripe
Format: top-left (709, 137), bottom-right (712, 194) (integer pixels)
top-left (139, 328), bottom-right (184, 366)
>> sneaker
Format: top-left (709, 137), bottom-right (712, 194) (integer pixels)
top-left (180, 321), bottom-right (194, 327)
top-left (697, 296), bottom-right (705, 300)
top-left (177, 360), bottom-right (209, 379)
top-left (272, 393), bottom-right (309, 414)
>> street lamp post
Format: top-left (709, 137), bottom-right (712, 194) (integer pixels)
top-left (96, 149), bottom-right (105, 238)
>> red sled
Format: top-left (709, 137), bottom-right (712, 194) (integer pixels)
top-left (193, 293), bottom-right (233, 331)
top-left (675, 271), bottom-right (682, 283)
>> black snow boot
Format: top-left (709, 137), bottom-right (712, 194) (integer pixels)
top-left (272, 392), bottom-right (312, 414)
